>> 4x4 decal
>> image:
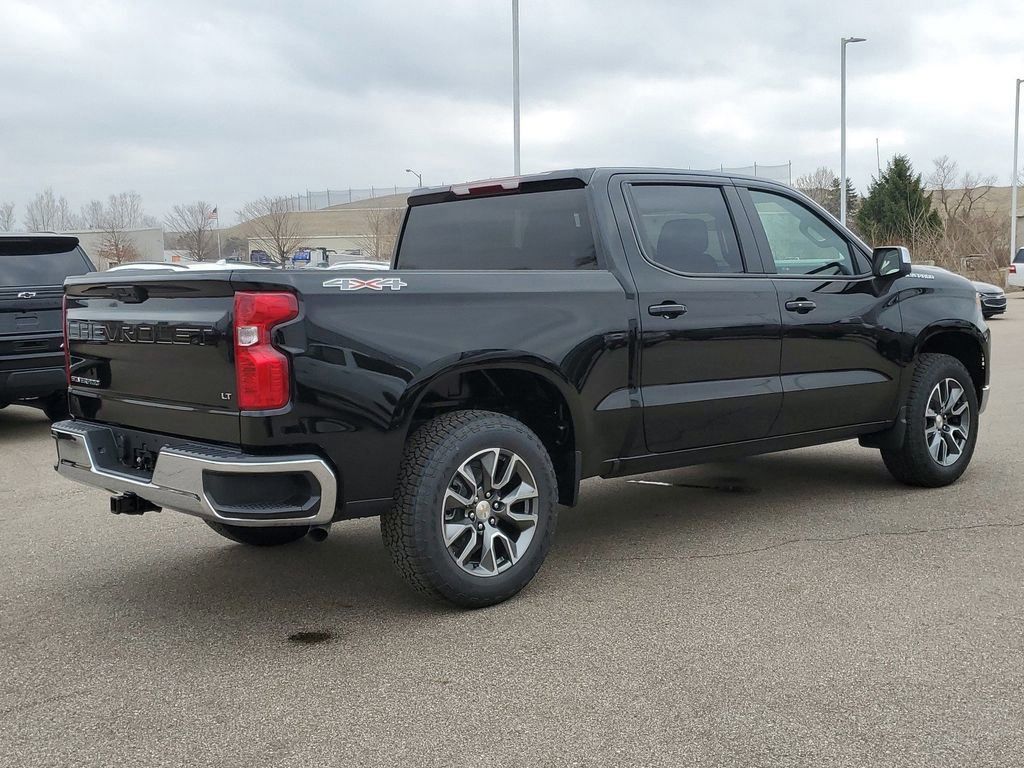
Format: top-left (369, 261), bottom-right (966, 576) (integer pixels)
top-left (322, 277), bottom-right (408, 291)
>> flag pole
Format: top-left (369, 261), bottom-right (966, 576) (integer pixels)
top-left (215, 205), bottom-right (222, 261)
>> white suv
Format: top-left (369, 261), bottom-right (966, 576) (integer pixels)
top-left (1010, 248), bottom-right (1024, 288)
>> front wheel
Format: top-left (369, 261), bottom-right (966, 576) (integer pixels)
top-left (381, 410), bottom-right (558, 608)
top-left (205, 521), bottom-right (310, 546)
top-left (881, 353), bottom-right (979, 487)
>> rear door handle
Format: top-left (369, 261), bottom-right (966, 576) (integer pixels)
top-left (648, 302), bottom-right (687, 319)
top-left (784, 299), bottom-right (817, 314)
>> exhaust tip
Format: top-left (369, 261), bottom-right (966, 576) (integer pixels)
top-left (308, 525), bottom-right (330, 543)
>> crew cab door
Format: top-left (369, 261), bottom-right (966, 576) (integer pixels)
top-left (612, 176), bottom-right (783, 453)
top-left (739, 185), bottom-right (902, 434)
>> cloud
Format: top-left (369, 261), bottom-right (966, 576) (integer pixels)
top-left (0, 0), bottom-right (1021, 220)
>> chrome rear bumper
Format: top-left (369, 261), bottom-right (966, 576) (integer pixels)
top-left (51, 420), bottom-right (337, 527)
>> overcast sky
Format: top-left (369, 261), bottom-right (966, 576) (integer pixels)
top-left (1, 0), bottom-right (1022, 222)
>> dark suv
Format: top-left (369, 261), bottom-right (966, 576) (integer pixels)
top-left (1, 234), bottom-right (93, 419)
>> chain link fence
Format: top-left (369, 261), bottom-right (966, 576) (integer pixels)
top-left (281, 187), bottom-right (417, 212)
top-left (279, 166), bottom-right (792, 212)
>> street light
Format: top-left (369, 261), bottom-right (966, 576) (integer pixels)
top-left (840, 36), bottom-right (867, 226)
top-left (1011, 78), bottom-right (1022, 263)
top-left (405, 168), bottom-right (423, 188)
top-left (512, 0), bottom-right (521, 175)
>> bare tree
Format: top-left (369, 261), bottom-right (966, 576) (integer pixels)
top-left (0, 201), bottom-right (14, 232)
top-left (928, 155), bottom-right (997, 222)
top-left (164, 201), bottom-right (217, 262)
top-left (237, 196), bottom-right (304, 265)
top-left (23, 187), bottom-right (80, 231)
top-left (79, 200), bottom-right (105, 230)
top-left (795, 167), bottom-right (836, 210)
top-left (356, 206), bottom-right (405, 262)
top-left (96, 192), bottom-right (147, 267)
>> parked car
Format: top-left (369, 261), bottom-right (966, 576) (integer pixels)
top-left (971, 279), bottom-right (1006, 318)
top-left (1009, 247), bottom-right (1024, 288)
top-left (930, 267), bottom-right (1007, 319)
top-left (1, 234), bottom-right (93, 419)
top-left (106, 260), bottom-right (271, 273)
top-left (325, 260), bottom-right (391, 270)
top-left (52, 168), bottom-right (990, 607)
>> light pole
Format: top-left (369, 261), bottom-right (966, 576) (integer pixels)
top-left (840, 36), bottom-right (866, 226)
top-left (512, 0), bottom-right (521, 175)
top-left (1011, 78), bottom-right (1022, 263)
top-left (405, 168), bottom-right (422, 188)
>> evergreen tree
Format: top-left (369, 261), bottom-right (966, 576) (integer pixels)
top-left (855, 154), bottom-right (941, 242)
top-left (828, 176), bottom-right (859, 220)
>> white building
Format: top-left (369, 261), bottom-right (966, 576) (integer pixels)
top-left (64, 227), bottom-right (164, 270)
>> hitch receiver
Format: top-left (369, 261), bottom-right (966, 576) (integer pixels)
top-left (110, 492), bottom-right (161, 515)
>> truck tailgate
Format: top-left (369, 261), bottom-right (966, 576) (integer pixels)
top-left (66, 276), bottom-right (241, 444)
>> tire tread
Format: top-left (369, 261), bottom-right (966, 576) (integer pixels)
top-left (381, 410), bottom-right (556, 608)
top-left (880, 352), bottom-right (978, 487)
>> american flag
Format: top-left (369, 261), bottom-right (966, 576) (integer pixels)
top-left (207, 207), bottom-right (218, 221)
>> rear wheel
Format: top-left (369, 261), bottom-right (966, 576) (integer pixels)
top-left (880, 353), bottom-right (979, 487)
top-left (205, 521), bottom-right (310, 546)
top-left (381, 410), bottom-right (558, 608)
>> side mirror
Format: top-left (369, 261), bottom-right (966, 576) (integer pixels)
top-left (871, 245), bottom-right (912, 278)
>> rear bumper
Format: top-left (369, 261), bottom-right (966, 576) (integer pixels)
top-left (51, 420), bottom-right (337, 527)
top-left (0, 365), bottom-right (65, 402)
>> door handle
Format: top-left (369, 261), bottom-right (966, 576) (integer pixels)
top-left (648, 302), bottom-right (687, 319)
top-left (784, 299), bottom-right (817, 314)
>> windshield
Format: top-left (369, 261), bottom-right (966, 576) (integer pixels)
top-left (0, 239), bottom-right (93, 287)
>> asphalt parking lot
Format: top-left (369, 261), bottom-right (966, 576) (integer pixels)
top-left (3, 298), bottom-right (1023, 768)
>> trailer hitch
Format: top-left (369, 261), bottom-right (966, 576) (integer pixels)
top-left (110, 493), bottom-right (161, 515)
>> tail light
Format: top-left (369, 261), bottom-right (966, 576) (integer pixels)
top-left (62, 294), bottom-right (70, 385)
top-left (1011, 264), bottom-right (1017, 274)
top-left (233, 291), bottom-right (299, 410)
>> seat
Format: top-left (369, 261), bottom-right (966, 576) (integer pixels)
top-left (655, 218), bottom-right (719, 273)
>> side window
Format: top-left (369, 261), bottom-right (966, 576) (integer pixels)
top-left (748, 190), bottom-right (858, 276)
top-left (628, 184), bottom-right (745, 274)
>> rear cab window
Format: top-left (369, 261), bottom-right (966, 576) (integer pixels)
top-left (626, 184), bottom-right (745, 274)
top-left (395, 188), bottom-right (598, 270)
top-left (0, 237), bottom-right (94, 286)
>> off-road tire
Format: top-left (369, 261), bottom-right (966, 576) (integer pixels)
top-left (381, 410), bottom-right (558, 608)
top-left (881, 353), bottom-right (979, 487)
top-left (205, 521), bottom-right (310, 546)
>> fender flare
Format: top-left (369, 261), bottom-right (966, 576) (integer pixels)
top-left (912, 319), bottom-right (987, 360)
top-left (392, 350), bottom-right (586, 446)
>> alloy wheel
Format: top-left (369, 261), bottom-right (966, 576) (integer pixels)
top-left (440, 447), bottom-right (539, 577)
top-left (925, 378), bottom-right (971, 467)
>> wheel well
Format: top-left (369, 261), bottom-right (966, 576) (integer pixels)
top-left (409, 368), bottom-right (578, 505)
top-left (920, 331), bottom-right (985, 400)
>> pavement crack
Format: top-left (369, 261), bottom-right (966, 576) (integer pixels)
top-left (604, 520), bottom-right (1024, 563)
top-left (0, 688), bottom-right (88, 722)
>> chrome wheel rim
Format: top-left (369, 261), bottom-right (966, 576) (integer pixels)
top-left (440, 448), bottom-right (539, 577)
top-left (925, 378), bottom-right (971, 467)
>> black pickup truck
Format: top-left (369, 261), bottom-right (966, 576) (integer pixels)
top-left (52, 169), bottom-right (990, 607)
